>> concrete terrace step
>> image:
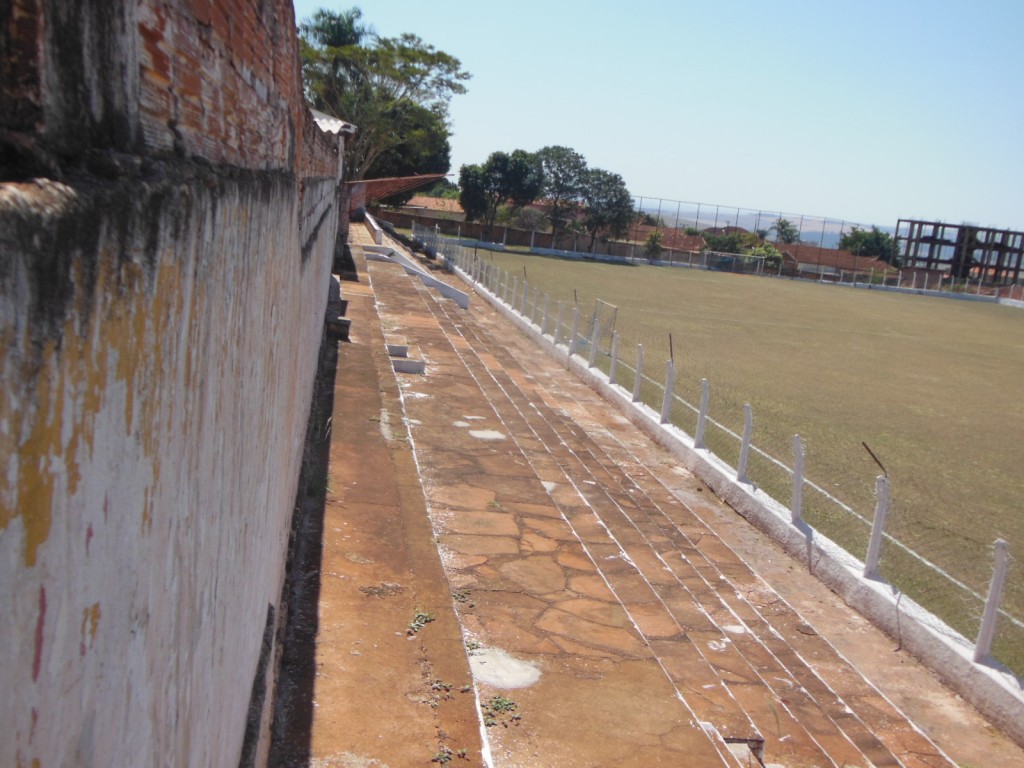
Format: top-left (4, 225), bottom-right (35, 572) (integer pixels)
top-left (417, 279), bottom-right (876, 767)
top-left (367, 248), bottom-right (962, 768)
top-left (440, 279), bottom-right (957, 768)
top-left (368, 258), bottom-right (741, 765)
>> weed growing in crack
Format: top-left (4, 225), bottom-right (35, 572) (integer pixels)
top-left (482, 695), bottom-right (521, 728)
top-left (407, 610), bottom-right (434, 635)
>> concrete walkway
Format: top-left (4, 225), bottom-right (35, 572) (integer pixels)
top-left (307, 227), bottom-right (1024, 767)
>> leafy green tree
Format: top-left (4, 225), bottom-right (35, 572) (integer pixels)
top-left (299, 7), bottom-right (470, 226)
top-left (838, 226), bottom-right (900, 265)
top-left (643, 230), bottom-right (664, 262)
top-left (373, 102), bottom-right (451, 206)
top-left (770, 217), bottom-right (801, 243)
top-left (748, 242), bottom-right (784, 271)
top-left (537, 146), bottom-right (588, 244)
top-left (422, 178), bottom-right (460, 198)
top-left (459, 150), bottom-right (544, 238)
top-left (702, 232), bottom-right (745, 254)
top-left (581, 168), bottom-right (633, 251)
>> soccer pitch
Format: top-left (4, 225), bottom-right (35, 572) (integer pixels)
top-left (478, 250), bottom-right (1024, 666)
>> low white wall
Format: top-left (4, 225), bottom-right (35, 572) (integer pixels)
top-left (448, 259), bottom-right (1024, 747)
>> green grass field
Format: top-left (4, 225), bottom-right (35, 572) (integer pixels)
top-left (474, 250), bottom-right (1024, 669)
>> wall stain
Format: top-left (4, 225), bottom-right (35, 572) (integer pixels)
top-left (32, 585), bottom-right (45, 681)
top-left (80, 602), bottom-right (101, 655)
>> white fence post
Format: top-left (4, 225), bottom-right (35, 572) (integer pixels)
top-left (695, 378), bottom-right (710, 449)
top-left (974, 539), bottom-right (1010, 662)
top-left (660, 360), bottom-right (675, 423)
top-left (569, 306), bottom-right (581, 357)
top-left (502, 271), bottom-right (510, 304)
top-left (510, 276), bottom-right (518, 312)
top-left (737, 404), bottom-right (753, 484)
top-left (632, 344), bottom-right (644, 402)
top-left (588, 319), bottom-right (601, 368)
top-left (791, 435), bottom-right (804, 525)
top-left (608, 332), bottom-right (620, 386)
top-left (864, 475), bottom-right (891, 579)
top-left (520, 280), bottom-right (529, 316)
top-left (553, 302), bottom-right (563, 346)
top-left (531, 288), bottom-right (541, 326)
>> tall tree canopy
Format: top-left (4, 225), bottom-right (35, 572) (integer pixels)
top-left (537, 145), bottom-right (588, 243)
top-left (371, 102), bottom-right (451, 206)
top-left (770, 217), bottom-right (801, 244)
top-left (299, 7), bottom-right (470, 189)
top-left (838, 226), bottom-right (900, 264)
top-left (459, 150), bottom-right (544, 238)
top-left (581, 169), bottom-right (634, 251)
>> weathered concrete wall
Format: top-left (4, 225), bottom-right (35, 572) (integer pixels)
top-left (0, 1), bottom-right (343, 766)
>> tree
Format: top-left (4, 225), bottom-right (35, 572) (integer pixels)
top-left (580, 168), bottom-right (633, 251)
top-left (537, 146), bottom-right (588, 244)
top-left (838, 226), bottom-right (899, 265)
top-left (421, 178), bottom-right (460, 199)
top-left (299, 7), bottom-right (470, 229)
top-left (770, 217), bottom-right (801, 243)
top-left (643, 231), bottom-right (664, 262)
top-left (748, 242), bottom-right (784, 271)
top-left (702, 232), bottom-right (745, 254)
top-left (372, 102), bottom-right (451, 206)
top-left (459, 150), bottom-right (544, 238)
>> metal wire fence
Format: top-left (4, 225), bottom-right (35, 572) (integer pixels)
top-left (415, 222), bottom-right (1024, 677)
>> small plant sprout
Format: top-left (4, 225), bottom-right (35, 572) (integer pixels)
top-left (407, 610), bottom-right (434, 635)
top-left (482, 695), bottom-right (521, 728)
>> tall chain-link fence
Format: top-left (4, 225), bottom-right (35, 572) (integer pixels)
top-left (414, 222), bottom-right (1023, 677)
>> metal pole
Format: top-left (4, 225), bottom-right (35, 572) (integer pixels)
top-left (974, 539), bottom-right (1010, 662)
top-left (632, 344), bottom-right (644, 403)
top-left (864, 475), bottom-right (891, 579)
top-left (660, 360), bottom-right (675, 423)
top-left (737, 404), bottom-right (753, 484)
top-left (569, 306), bottom-right (580, 357)
top-left (609, 331), bottom-right (620, 386)
top-left (588, 318), bottom-right (601, 368)
top-left (791, 435), bottom-right (804, 525)
top-left (695, 379), bottom-right (710, 449)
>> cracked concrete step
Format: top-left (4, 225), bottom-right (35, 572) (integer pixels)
top-left (425, 300), bottom-right (848, 768)
top-left (526, 363), bottom-right (960, 768)
top-left (307, 264), bottom-right (481, 766)
top-left (421, 275), bottom-right (956, 768)
top-left (370, 260), bottom-right (742, 765)
top-left (546, 373), bottom-right (955, 765)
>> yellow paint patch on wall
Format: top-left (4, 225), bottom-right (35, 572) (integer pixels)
top-left (4, 242), bottom-right (178, 565)
top-left (15, 343), bottom-right (60, 567)
top-left (80, 602), bottom-right (101, 652)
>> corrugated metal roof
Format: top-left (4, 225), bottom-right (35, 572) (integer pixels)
top-left (311, 108), bottom-right (356, 135)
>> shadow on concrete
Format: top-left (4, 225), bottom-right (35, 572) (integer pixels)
top-left (267, 318), bottom-right (338, 767)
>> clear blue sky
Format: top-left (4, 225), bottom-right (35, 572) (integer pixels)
top-left (292, 1), bottom-right (1024, 230)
